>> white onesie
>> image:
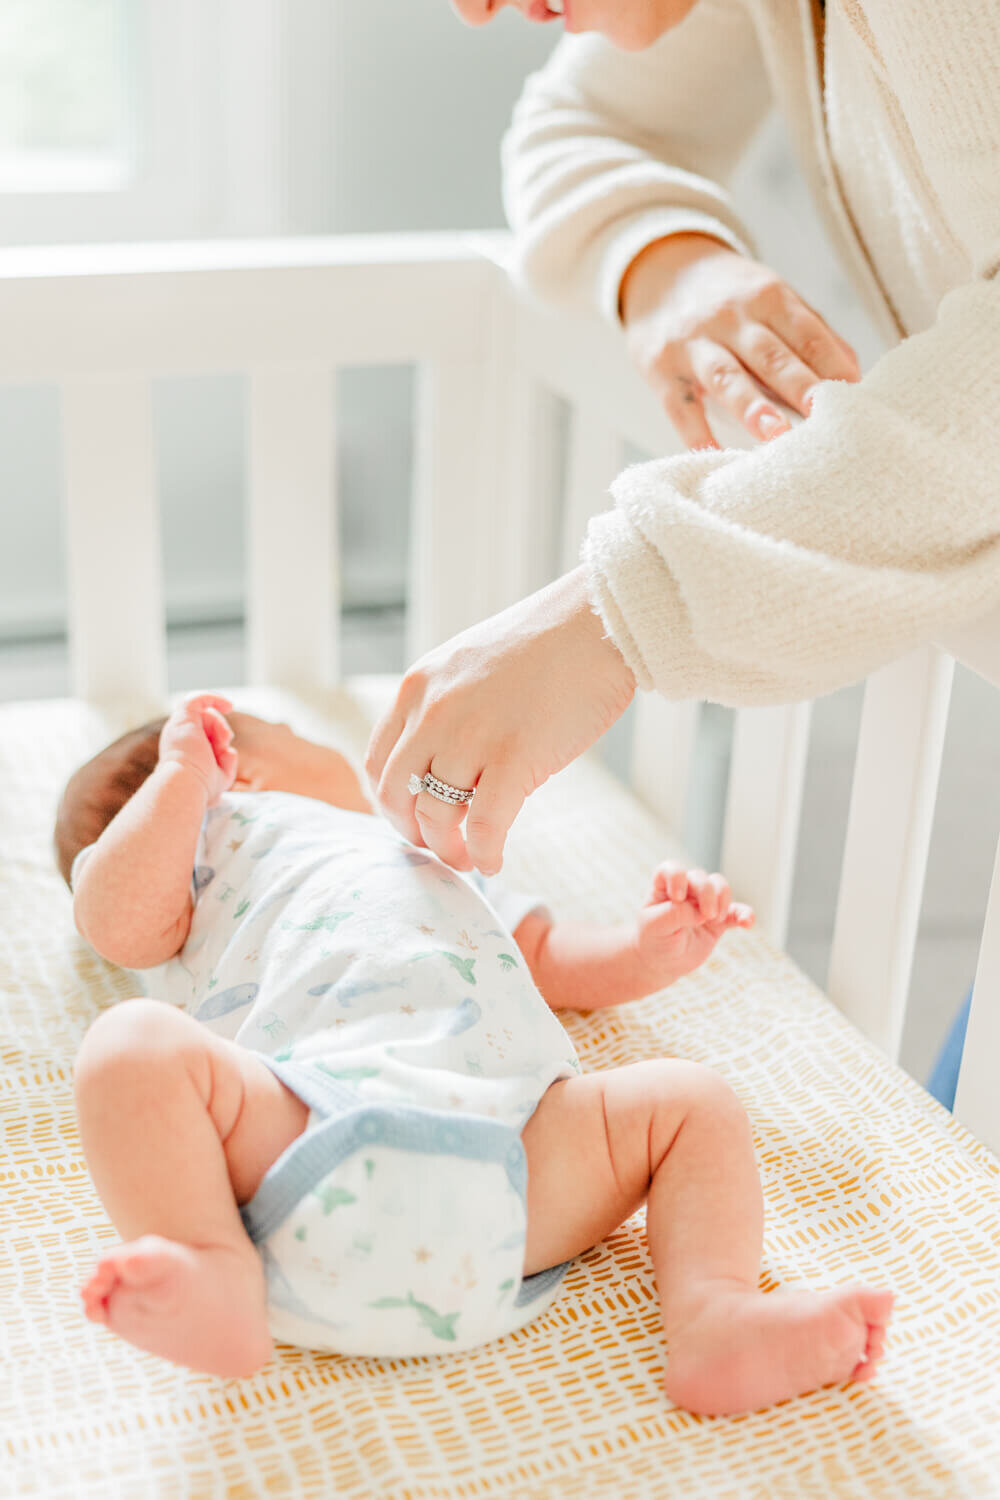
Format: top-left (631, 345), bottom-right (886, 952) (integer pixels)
top-left (142, 790), bottom-right (582, 1357)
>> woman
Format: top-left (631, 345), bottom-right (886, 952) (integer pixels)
top-left (366, 0), bottom-right (1000, 881)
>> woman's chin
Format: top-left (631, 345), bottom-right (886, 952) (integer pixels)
top-left (590, 1), bottom-right (699, 51)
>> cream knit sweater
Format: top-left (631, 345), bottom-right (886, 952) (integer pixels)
top-left (502, 0), bottom-right (1000, 704)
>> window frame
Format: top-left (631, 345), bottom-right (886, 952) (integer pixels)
top-left (0, 0), bottom-right (296, 246)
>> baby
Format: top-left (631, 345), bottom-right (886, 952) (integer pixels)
top-left (60, 693), bottom-right (892, 1415)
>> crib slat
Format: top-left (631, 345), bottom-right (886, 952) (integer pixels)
top-left (408, 358), bottom-right (496, 660)
top-left (61, 377), bottom-right (167, 705)
top-left (954, 830), bottom-right (1000, 1155)
top-left (631, 695), bottom-right (700, 837)
top-left (497, 370), bottom-right (565, 611)
top-left (827, 648), bottom-right (954, 1059)
top-left (246, 369), bottom-right (338, 689)
top-left (560, 411), bottom-right (623, 575)
top-left (721, 703), bottom-right (812, 945)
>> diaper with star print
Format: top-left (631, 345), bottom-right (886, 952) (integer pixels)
top-left (149, 789), bottom-right (582, 1355)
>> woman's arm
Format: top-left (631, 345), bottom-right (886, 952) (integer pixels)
top-left (368, 3), bottom-right (1000, 869)
top-left (502, 1), bottom-right (771, 323)
top-left (584, 270), bottom-right (1000, 705)
top-left (504, 17), bottom-right (859, 448)
top-left (367, 269), bottom-right (1000, 868)
top-left (583, 0), bottom-right (1000, 701)
top-left (74, 695), bottom-right (237, 969)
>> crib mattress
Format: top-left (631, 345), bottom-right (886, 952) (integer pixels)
top-left (2, 685), bottom-right (999, 1500)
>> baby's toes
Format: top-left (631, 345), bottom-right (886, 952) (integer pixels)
top-left (857, 1286), bottom-right (894, 1331)
top-left (851, 1352), bottom-right (882, 1383)
top-left (112, 1234), bottom-right (182, 1291)
top-left (848, 1288), bottom-right (893, 1380)
top-left (80, 1257), bottom-right (121, 1323)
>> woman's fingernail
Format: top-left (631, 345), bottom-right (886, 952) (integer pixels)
top-left (803, 385), bottom-right (821, 412)
top-left (757, 411), bottom-right (787, 438)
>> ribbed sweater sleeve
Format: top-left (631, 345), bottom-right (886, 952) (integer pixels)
top-left (501, 0), bottom-right (771, 323)
top-left (580, 1), bottom-right (1000, 705)
top-left (583, 280), bottom-right (1000, 705)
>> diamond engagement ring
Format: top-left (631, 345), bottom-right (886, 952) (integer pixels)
top-left (408, 771), bottom-right (475, 806)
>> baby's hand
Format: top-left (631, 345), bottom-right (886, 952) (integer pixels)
top-left (159, 693), bottom-right (238, 805)
top-left (635, 861), bottom-right (754, 987)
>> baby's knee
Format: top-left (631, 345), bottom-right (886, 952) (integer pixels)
top-left (635, 1059), bottom-right (750, 1166)
top-left (74, 999), bottom-right (193, 1098)
top-left (626, 1057), bottom-right (740, 1111)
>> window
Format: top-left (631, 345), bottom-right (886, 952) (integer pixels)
top-left (0, 0), bottom-right (288, 245)
top-left (0, 0), bottom-right (133, 192)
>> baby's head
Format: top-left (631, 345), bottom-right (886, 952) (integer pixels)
top-left (54, 710), bottom-right (368, 887)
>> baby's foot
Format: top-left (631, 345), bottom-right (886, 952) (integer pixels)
top-left (81, 1234), bottom-right (273, 1378)
top-left (663, 1283), bottom-right (893, 1416)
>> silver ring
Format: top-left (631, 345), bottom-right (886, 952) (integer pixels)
top-left (408, 771), bottom-right (475, 806)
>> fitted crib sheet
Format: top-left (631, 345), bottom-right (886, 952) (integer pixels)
top-left (2, 684), bottom-right (1000, 1500)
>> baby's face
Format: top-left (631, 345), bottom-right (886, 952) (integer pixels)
top-left (228, 714), bottom-right (370, 813)
top-left (229, 715), bottom-right (315, 792)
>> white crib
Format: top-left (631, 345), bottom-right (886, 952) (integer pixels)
top-left (2, 234), bottom-right (999, 1498)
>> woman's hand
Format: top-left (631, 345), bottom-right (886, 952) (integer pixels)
top-left (365, 567), bottom-right (636, 875)
top-left (159, 692), bottom-right (238, 806)
top-left (621, 232), bottom-right (861, 450)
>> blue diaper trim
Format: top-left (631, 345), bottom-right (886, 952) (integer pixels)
top-left (242, 1054), bottom-right (527, 1241)
top-left (242, 1052), bottom-right (569, 1311)
top-left (514, 1260), bottom-right (569, 1308)
top-left (260, 1056), bottom-right (360, 1118)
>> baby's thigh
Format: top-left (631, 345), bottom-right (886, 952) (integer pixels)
top-left (74, 998), bottom-right (308, 1206)
top-left (520, 1059), bottom-right (720, 1276)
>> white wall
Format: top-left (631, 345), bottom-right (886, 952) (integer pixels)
top-left (0, 2), bottom-right (882, 647)
top-left (0, 1), bottom-right (555, 642)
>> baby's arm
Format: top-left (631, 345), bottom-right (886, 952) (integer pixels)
top-left (513, 863), bottom-right (753, 1011)
top-left (73, 694), bottom-right (237, 969)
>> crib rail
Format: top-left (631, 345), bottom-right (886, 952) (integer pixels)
top-left (1, 233), bottom-right (998, 1154)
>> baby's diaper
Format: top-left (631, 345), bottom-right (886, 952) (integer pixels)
top-left (240, 1056), bottom-right (568, 1357)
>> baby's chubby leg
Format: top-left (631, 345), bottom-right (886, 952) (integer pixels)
top-left (520, 1063), bottom-right (893, 1416)
top-left (74, 999), bottom-right (309, 1376)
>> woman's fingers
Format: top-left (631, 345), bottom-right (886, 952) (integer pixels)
top-left (686, 339), bottom-right (793, 445)
top-left (772, 296), bottom-right (861, 384)
top-left (413, 754), bottom-right (482, 872)
top-left (659, 373), bottom-right (720, 451)
top-left (364, 701), bottom-right (407, 799)
top-left (371, 730), bottom-right (427, 847)
top-left (415, 797), bottom-right (474, 872)
top-left (463, 764), bottom-right (528, 876)
top-left (667, 309), bottom-right (859, 447)
top-left (734, 324), bottom-right (831, 419)
top-left (621, 238), bottom-right (862, 450)
top-left (365, 568), bottom-right (636, 871)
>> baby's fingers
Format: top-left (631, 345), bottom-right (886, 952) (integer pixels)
top-left (216, 742), bottom-right (239, 787)
top-left (181, 691), bottom-right (234, 719)
top-left (648, 861), bottom-right (690, 906)
top-left (705, 904), bottom-right (755, 938)
top-left (685, 870), bottom-right (731, 922)
top-left (201, 705), bottom-right (234, 764)
top-left (642, 899), bottom-right (704, 938)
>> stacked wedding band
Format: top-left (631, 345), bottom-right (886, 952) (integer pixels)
top-left (408, 772), bottom-right (475, 806)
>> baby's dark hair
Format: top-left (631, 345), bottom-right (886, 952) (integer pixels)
top-left (53, 718), bottom-right (166, 888)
